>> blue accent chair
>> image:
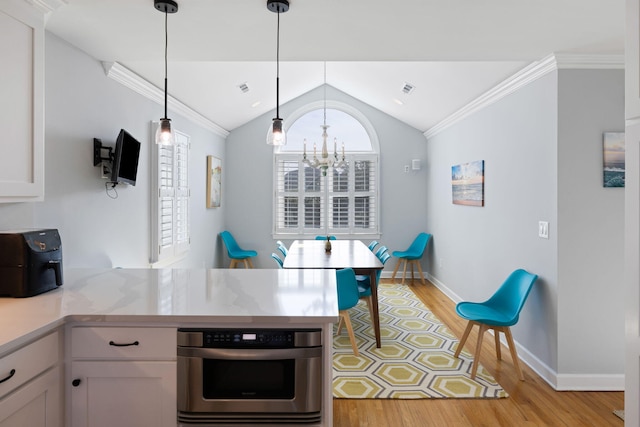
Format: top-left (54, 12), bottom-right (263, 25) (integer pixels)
top-left (220, 230), bottom-right (257, 268)
top-left (453, 269), bottom-right (538, 380)
top-left (270, 252), bottom-right (284, 269)
top-left (336, 268), bottom-right (361, 356)
top-left (374, 245), bottom-right (388, 259)
top-left (315, 235), bottom-right (337, 240)
top-left (367, 240), bottom-right (379, 252)
top-left (276, 241), bottom-right (288, 258)
top-left (391, 232), bottom-right (432, 285)
top-left (357, 252), bottom-right (391, 320)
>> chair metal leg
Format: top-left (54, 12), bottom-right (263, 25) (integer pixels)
top-left (454, 321), bottom-right (475, 358)
top-left (339, 310), bottom-right (359, 357)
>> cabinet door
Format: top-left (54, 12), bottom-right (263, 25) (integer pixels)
top-left (0, 368), bottom-right (61, 427)
top-left (70, 361), bottom-right (176, 427)
top-left (0, 1), bottom-right (44, 201)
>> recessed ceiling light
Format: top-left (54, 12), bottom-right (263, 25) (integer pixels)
top-left (251, 101), bottom-right (261, 108)
top-left (393, 98), bottom-right (404, 105)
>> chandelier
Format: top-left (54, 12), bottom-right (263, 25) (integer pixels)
top-left (302, 63), bottom-right (347, 176)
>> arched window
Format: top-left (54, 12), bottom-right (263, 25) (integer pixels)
top-left (273, 100), bottom-right (380, 238)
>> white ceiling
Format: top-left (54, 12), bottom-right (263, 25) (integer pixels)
top-left (44, 0), bottom-right (625, 133)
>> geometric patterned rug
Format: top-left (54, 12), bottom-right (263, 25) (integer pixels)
top-left (333, 282), bottom-right (508, 399)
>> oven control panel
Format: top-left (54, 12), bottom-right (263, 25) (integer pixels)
top-left (177, 328), bottom-right (321, 349)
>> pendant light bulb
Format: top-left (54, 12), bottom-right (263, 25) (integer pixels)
top-left (269, 118), bottom-right (286, 146)
top-left (156, 118), bottom-right (175, 145)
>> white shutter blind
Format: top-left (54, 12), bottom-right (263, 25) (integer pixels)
top-left (274, 153), bottom-right (378, 237)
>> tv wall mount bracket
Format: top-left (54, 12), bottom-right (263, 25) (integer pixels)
top-left (93, 138), bottom-right (114, 166)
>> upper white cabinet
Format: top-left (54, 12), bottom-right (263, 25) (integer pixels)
top-left (0, 0), bottom-right (45, 202)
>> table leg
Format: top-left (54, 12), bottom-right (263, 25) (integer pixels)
top-left (369, 269), bottom-right (382, 348)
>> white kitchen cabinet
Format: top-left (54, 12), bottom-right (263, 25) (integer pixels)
top-left (0, 331), bottom-right (61, 427)
top-left (68, 326), bottom-right (176, 427)
top-left (0, 0), bottom-right (45, 202)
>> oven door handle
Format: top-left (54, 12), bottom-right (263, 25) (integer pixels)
top-left (177, 346), bottom-right (321, 360)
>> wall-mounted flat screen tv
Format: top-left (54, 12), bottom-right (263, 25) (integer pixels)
top-left (111, 129), bottom-right (141, 186)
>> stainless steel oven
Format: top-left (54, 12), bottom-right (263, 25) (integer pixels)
top-left (177, 328), bottom-right (323, 424)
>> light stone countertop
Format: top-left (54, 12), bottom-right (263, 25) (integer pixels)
top-left (0, 268), bottom-right (339, 354)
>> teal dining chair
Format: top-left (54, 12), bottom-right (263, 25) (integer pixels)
top-left (336, 268), bottom-right (361, 356)
top-left (219, 230), bottom-right (257, 268)
top-left (367, 240), bottom-right (379, 252)
top-left (276, 241), bottom-right (288, 257)
top-left (391, 232), bottom-right (432, 285)
top-left (270, 252), bottom-right (284, 269)
top-left (453, 268), bottom-right (538, 380)
top-left (357, 252), bottom-right (391, 321)
top-left (315, 235), bottom-right (337, 240)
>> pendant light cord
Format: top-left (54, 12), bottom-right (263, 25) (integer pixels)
top-left (323, 61), bottom-right (327, 126)
top-left (275, 7), bottom-right (281, 119)
top-left (163, 10), bottom-right (169, 119)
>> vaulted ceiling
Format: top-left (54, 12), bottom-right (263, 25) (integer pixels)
top-left (45, 0), bottom-right (624, 133)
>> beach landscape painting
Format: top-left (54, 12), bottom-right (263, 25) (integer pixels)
top-left (452, 160), bottom-right (485, 206)
top-left (603, 132), bottom-right (625, 188)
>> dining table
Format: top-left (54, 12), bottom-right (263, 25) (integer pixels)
top-left (283, 239), bottom-right (384, 348)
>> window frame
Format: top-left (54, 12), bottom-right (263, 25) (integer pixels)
top-left (272, 100), bottom-right (380, 240)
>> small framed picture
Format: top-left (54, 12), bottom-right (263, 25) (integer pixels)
top-left (452, 160), bottom-right (484, 207)
top-left (603, 132), bottom-right (625, 188)
top-left (206, 155), bottom-right (221, 208)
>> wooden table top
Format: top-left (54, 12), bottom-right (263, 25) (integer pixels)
top-left (283, 239), bottom-right (383, 270)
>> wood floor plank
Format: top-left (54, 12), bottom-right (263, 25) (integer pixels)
top-left (333, 279), bottom-right (624, 427)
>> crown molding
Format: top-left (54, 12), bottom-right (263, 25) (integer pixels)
top-left (22, 0), bottom-right (67, 14)
top-left (424, 53), bottom-right (624, 139)
top-left (102, 62), bottom-right (229, 138)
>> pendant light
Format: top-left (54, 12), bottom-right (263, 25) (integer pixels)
top-left (154, 0), bottom-right (178, 145)
top-left (266, 0), bottom-right (289, 146)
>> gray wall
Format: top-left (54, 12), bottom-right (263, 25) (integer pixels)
top-left (425, 67), bottom-right (624, 385)
top-left (223, 85), bottom-right (429, 270)
top-left (557, 69), bottom-right (625, 376)
top-left (0, 33), bottom-right (226, 269)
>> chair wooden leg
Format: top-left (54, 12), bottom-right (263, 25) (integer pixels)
top-left (401, 259), bottom-right (408, 285)
top-left (340, 310), bottom-right (359, 357)
top-left (364, 296), bottom-right (373, 321)
top-left (336, 316), bottom-right (345, 335)
top-left (392, 259), bottom-right (402, 280)
top-left (471, 323), bottom-right (489, 379)
top-left (410, 260), bottom-right (415, 283)
top-left (242, 259), bottom-right (249, 268)
top-left (494, 328), bottom-right (502, 360)
top-left (415, 260), bottom-right (426, 285)
top-left (229, 259), bottom-right (238, 268)
top-left (502, 327), bottom-right (524, 381)
top-left (454, 321), bottom-right (475, 358)
top-left (247, 258), bottom-right (254, 268)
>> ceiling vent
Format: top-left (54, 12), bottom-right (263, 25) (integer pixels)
top-left (401, 82), bottom-right (415, 94)
top-left (238, 82), bottom-right (250, 93)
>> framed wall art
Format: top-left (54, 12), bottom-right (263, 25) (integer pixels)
top-left (452, 160), bottom-right (484, 206)
top-left (206, 155), bottom-right (221, 208)
top-left (603, 132), bottom-right (625, 188)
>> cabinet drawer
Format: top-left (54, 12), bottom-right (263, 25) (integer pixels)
top-left (0, 331), bottom-right (59, 399)
top-left (70, 327), bottom-right (176, 359)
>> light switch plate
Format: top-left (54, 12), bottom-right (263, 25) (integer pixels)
top-left (538, 221), bottom-right (549, 239)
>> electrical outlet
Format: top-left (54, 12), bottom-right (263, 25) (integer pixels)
top-left (404, 165), bottom-right (409, 173)
top-left (538, 221), bottom-right (549, 239)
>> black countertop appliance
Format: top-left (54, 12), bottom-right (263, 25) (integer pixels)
top-left (0, 229), bottom-right (63, 297)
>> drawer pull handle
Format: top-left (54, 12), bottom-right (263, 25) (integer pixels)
top-left (72, 379), bottom-right (81, 387)
top-left (109, 340), bottom-right (140, 347)
top-left (0, 369), bottom-right (16, 384)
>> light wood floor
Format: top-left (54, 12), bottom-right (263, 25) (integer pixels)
top-left (333, 278), bottom-right (624, 427)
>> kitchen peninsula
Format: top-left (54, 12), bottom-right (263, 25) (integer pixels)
top-left (0, 268), bottom-right (338, 427)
